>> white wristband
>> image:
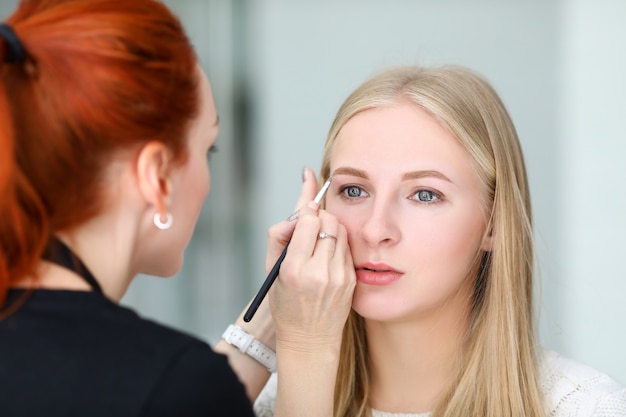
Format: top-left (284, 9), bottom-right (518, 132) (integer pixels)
top-left (222, 324), bottom-right (277, 373)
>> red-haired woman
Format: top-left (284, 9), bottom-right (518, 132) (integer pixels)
top-left (0, 1), bottom-right (355, 415)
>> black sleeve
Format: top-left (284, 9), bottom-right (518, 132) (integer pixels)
top-left (140, 341), bottom-right (255, 417)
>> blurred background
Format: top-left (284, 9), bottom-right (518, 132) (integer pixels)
top-left (2, 0), bottom-right (624, 384)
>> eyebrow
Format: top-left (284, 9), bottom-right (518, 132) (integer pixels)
top-left (402, 170), bottom-right (452, 183)
top-left (331, 166), bottom-right (452, 183)
top-left (332, 167), bottom-right (369, 179)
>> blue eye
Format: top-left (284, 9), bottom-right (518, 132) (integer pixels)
top-left (413, 189), bottom-right (440, 203)
top-left (341, 185), bottom-right (368, 199)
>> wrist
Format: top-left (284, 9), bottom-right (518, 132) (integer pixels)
top-left (276, 331), bottom-right (342, 356)
top-left (222, 324), bottom-right (277, 373)
top-left (234, 298), bottom-right (276, 349)
top-left (234, 319), bottom-right (275, 350)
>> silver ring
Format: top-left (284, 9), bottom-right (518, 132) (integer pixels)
top-left (318, 232), bottom-right (337, 241)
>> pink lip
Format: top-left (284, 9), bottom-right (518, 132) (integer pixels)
top-left (355, 263), bottom-right (403, 286)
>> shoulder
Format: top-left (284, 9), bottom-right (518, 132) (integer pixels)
top-left (102, 303), bottom-right (255, 414)
top-left (0, 291), bottom-right (254, 415)
top-left (111, 308), bottom-right (254, 414)
top-left (540, 349), bottom-right (626, 417)
top-left (103, 304), bottom-right (235, 384)
top-left (1, 289), bottom-right (206, 361)
top-left (142, 341), bottom-right (255, 416)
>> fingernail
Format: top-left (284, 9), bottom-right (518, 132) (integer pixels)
top-left (307, 201), bottom-right (318, 210)
top-left (301, 167), bottom-right (309, 183)
top-left (286, 210), bottom-right (299, 222)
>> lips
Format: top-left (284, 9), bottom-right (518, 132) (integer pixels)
top-left (355, 263), bottom-right (403, 286)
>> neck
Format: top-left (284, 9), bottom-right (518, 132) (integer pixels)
top-left (366, 290), bottom-right (472, 413)
top-left (56, 226), bottom-right (137, 301)
top-left (16, 213), bottom-right (140, 302)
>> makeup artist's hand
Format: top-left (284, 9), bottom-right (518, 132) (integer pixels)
top-left (264, 167), bottom-right (319, 272)
top-left (267, 167), bottom-right (355, 417)
top-left (268, 167), bottom-right (356, 353)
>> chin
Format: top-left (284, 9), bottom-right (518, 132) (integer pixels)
top-left (352, 288), bottom-right (417, 322)
top-left (352, 293), bottom-right (391, 321)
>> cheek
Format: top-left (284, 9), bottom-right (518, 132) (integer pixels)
top-left (326, 202), bottom-right (362, 242)
top-left (174, 158), bottom-right (210, 218)
top-left (425, 209), bottom-right (486, 264)
top-left (191, 157), bottom-right (210, 196)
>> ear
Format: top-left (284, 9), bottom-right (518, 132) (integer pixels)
top-left (135, 141), bottom-right (173, 216)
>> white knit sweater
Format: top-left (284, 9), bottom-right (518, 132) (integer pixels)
top-left (253, 350), bottom-right (626, 416)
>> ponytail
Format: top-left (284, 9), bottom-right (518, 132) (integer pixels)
top-left (0, 53), bottom-right (18, 303)
top-left (0, 22), bottom-right (48, 306)
top-left (0, 0), bottom-right (199, 308)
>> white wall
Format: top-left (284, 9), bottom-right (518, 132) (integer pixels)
top-left (557, 0), bottom-right (626, 383)
top-left (244, 0), bottom-right (626, 384)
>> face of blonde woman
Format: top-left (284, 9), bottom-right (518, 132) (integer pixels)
top-left (325, 101), bottom-right (490, 323)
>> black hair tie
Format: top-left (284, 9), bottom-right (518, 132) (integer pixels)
top-left (0, 23), bottom-right (27, 63)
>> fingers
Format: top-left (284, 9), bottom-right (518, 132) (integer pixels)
top-left (310, 210), bottom-right (340, 259)
top-left (292, 167), bottom-right (319, 213)
top-left (283, 208), bottom-right (338, 272)
top-left (285, 167), bottom-right (319, 223)
top-left (328, 224), bottom-right (355, 288)
top-left (265, 168), bottom-right (320, 273)
top-left (262, 164), bottom-right (355, 355)
top-left (305, 215), bottom-right (354, 298)
top-left (270, 209), bottom-right (355, 353)
top-left (276, 208), bottom-right (353, 298)
top-left (266, 200), bottom-right (321, 273)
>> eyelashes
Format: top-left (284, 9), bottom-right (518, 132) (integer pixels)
top-left (337, 184), bottom-right (443, 204)
top-left (412, 189), bottom-right (441, 203)
top-left (340, 185), bottom-right (368, 199)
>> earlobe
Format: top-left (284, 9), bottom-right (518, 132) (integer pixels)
top-left (136, 141), bottom-right (173, 215)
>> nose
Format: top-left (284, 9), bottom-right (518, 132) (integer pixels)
top-left (357, 197), bottom-right (401, 247)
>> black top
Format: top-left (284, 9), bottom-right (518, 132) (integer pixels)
top-left (0, 289), bottom-right (255, 417)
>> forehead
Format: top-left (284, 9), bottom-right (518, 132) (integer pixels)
top-left (197, 68), bottom-right (216, 119)
top-left (331, 102), bottom-right (480, 186)
top-left (333, 103), bottom-right (459, 158)
top-left (185, 67), bottom-right (218, 145)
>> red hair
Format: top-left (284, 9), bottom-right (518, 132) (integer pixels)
top-left (0, 0), bottom-right (199, 306)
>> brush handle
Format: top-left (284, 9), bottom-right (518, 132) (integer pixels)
top-left (243, 242), bottom-right (290, 322)
top-left (243, 177), bottom-right (332, 322)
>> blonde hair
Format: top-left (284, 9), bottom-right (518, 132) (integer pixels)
top-left (319, 66), bottom-right (545, 417)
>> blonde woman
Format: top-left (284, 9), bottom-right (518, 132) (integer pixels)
top-left (251, 66), bottom-right (626, 416)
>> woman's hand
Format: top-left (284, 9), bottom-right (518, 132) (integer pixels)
top-left (270, 205), bottom-right (355, 353)
top-left (268, 167), bottom-right (356, 417)
top-left (268, 167), bottom-right (355, 353)
top-left (264, 167), bottom-right (320, 274)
